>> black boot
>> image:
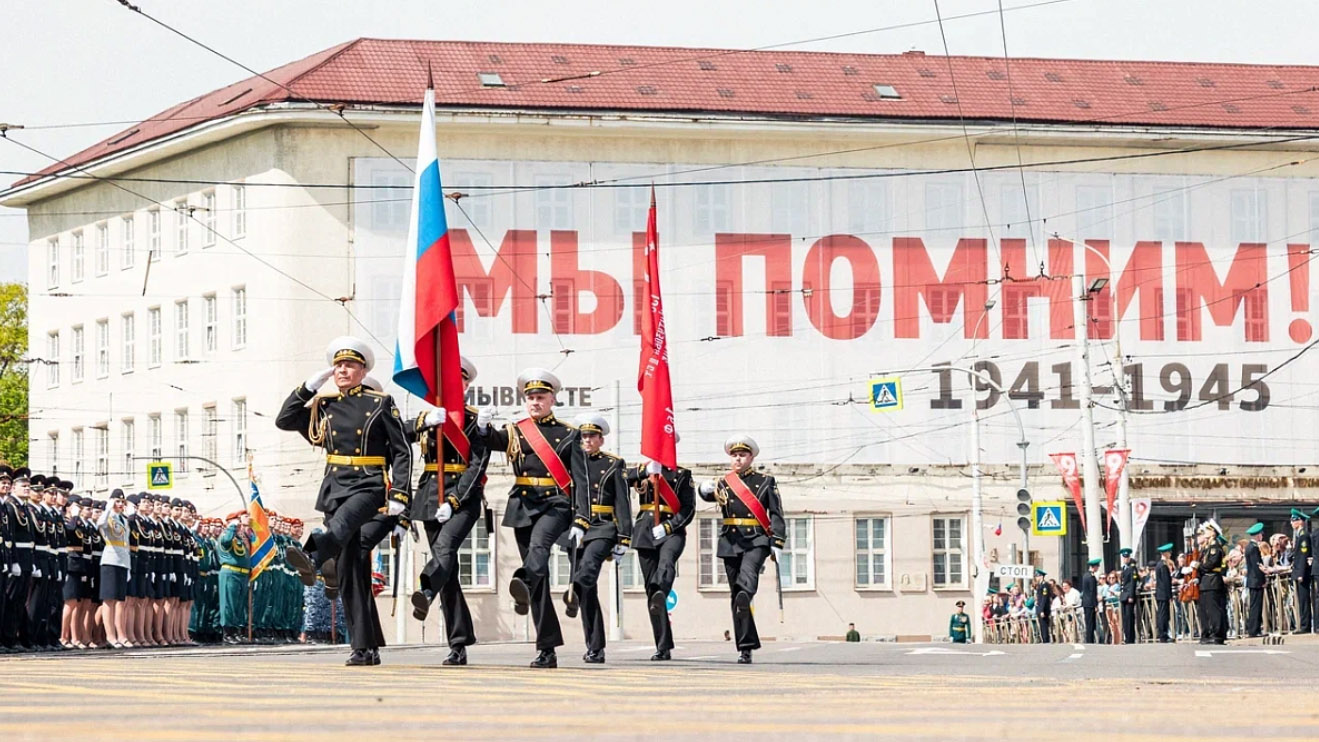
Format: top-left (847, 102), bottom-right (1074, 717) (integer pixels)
top-left (368, 648), bottom-right (381, 665)
top-left (442, 645), bottom-right (467, 666)
top-left (582, 649), bottom-right (605, 664)
top-left (650, 649), bottom-right (671, 661)
top-left (345, 649), bottom-right (372, 666)
top-left (411, 590), bottom-right (434, 621)
top-left (321, 558), bottom-right (339, 600)
top-left (563, 586), bottom-right (579, 619)
top-left (530, 649), bottom-right (557, 668)
top-left (648, 591), bottom-right (666, 616)
top-left (738, 650), bottom-right (753, 664)
top-left (509, 576), bottom-right (530, 616)
top-left (285, 547), bottom-right (317, 587)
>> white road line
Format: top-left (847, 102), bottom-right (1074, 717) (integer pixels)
top-left (776, 646), bottom-right (803, 652)
top-left (1065, 653), bottom-right (1083, 660)
top-left (1072, 644), bottom-right (1085, 651)
top-left (687, 655), bottom-right (718, 660)
top-left (1195, 649), bottom-right (1289, 657)
top-left (619, 646), bottom-right (652, 653)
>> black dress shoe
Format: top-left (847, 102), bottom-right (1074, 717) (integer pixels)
top-left (563, 587), bottom-right (579, 619)
top-left (650, 649), bottom-right (671, 661)
top-left (734, 592), bottom-right (751, 615)
top-left (509, 577), bottom-right (531, 616)
top-left (369, 648), bottom-right (381, 665)
top-left (530, 650), bottom-right (557, 668)
top-left (737, 650), bottom-right (753, 664)
top-left (345, 649), bottom-right (372, 666)
top-left (648, 591), bottom-right (666, 616)
top-left (442, 646), bottom-right (467, 666)
top-left (321, 558), bottom-right (339, 599)
top-left (582, 650), bottom-right (605, 664)
top-left (285, 548), bottom-right (318, 587)
top-left (411, 590), bottom-right (433, 621)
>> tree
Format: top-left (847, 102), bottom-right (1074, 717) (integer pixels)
top-left (0, 282), bottom-right (28, 467)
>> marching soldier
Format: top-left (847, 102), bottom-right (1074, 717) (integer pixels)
top-left (1289, 509), bottom-right (1311, 634)
top-left (563, 412), bottom-right (631, 664)
top-left (1154, 543), bottom-right (1175, 642)
top-left (627, 444), bottom-right (696, 661)
top-left (279, 336), bottom-right (412, 667)
top-left (1195, 521), bottom-right (1228, 645)
top-left (698, 434), bottom-right (785, 664)
top-left (1119, 548), bottom-right (1138, 644)
top-left (407, 356), bottom-right (490, 667)
top-left (478, 367), bottom-right (589, 669)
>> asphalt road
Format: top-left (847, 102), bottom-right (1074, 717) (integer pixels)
top-left (2, 639), bottom-right (1315, 740)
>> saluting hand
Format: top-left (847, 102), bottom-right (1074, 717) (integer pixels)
top-left (304, 366), bottom-right (335, 393)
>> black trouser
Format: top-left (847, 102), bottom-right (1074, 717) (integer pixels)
top-left (1199, 588), bottom-right (1227, 642)
top-left (1246, 588), bottom-right (1264, 637)
top-left (1157, 598), bottom-right (1171, 641)
top-left (571, 538), bottom-right (613, 654)
top-left (637, 532), bottom-right (686, 652)
top-left (1295, 578), bottom-right (1312, 632)
top-left (26, 567), bottom-right (51, 645)
top-left (513, 507), bottom-right (571, 651)
top-left (722, 546), bottom-right (770, 651)
top-left (1038, 612), bottom-right (1051, 643)
top-left (1082, 606), bottom-right (1098, 643)
top-left (420, 502), bottom-right (481, 648)
top-left (306, 491), bottom-right (387, 651)
top-left (1121, 600), bottom-right (1137, 644)
top-left (46, 571), bottom-right (62, 645)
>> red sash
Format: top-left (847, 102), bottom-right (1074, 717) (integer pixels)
top-left (722, 472), bottom-right (772, 534)
top-left (442, 421), bottom-right (469, 463)
top-left (516, 418), bottom-right (573, 492)
top-left (654, 475), bottom-right (681, 515)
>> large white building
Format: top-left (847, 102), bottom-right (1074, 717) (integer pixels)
top-left (5, 39), bottom-right (1319, 644)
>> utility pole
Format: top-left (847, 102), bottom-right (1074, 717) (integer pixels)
top-left (1072, 274), bottom-right (1104, 567)
top-left (969, 403), bottom-right (984, 643)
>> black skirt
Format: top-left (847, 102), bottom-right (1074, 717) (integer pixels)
top-left (99, 565), bottom-right (129, 602)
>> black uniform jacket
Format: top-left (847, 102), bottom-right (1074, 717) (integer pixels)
top-left (1199, 542), bottom-right (1227, 592)
top-left (628, 464), bottom-right (696, 549)
top-left (482, 413), bottom-right (589, 529)
top-left (575, 451), bottom-right (632, 547)
top-left (700, 469), bottom-right (786, 558)
top-left (406, 407), bottom-right (489, 521)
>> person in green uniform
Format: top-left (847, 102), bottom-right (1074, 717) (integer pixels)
top-left (845, 623), bottom-right (861, 642)
top-left (950, 600), bottom-right (972, 643)
top-left (217, 511), bottom-right (252, 644)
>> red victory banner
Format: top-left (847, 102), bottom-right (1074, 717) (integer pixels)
top-left (1049, 452), bottom-right (1085, 531)
top-left (637, 186), bottom-right (678, 470)
top-left (1103, 449), bottom-right (1130, 533)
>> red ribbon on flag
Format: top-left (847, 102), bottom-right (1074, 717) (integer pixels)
top-left (1103, 449), bottom-right (1130, 533)
top-left (637, 186), bottom-right (677, 470)
top-left (1049, 452), bottom-right (1085, 532)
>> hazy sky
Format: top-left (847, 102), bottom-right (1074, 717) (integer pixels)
top-left (1, 0), bottom-right (1314, 281)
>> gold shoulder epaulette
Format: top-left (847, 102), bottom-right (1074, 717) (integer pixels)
top-left (362, 388), bottom-right (386, 398)
top-left (465, 405), bottom-right (478, 414)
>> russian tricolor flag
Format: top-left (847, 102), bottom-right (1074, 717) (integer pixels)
top-left (393, 81), bottom-right (469, 459)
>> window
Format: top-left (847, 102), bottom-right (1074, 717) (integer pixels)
top-left (95, 319), bottom-right (109, 378)
top-left (231, 398), bottom-right (247, 464)
top-left (48, 433), bottom-right (58, 476)
top-left (769, 281), bottom-right (792, 336)
top-left (550, 278), bottom-right (575, 333)
top-left (148, 208), bottom-right (161, 261)
top-left (777, 516), bottom-right (814, 590)
top-left (549, 544), bottom-right (572, 588)
top-left (231, 287), bottom-right (247, 348)
top-left (174, 410), bottom-right (189, 473)
top-left (203, 293), bottom-right (218, 353)
top-left (1239, 290), bottom-right (1268, 342)
top-left (1230, 188), bottom-right (1267, 243)
top-left (534, 175), bottom-right (573, 229)
top-left (855, 516), bottom-right (891, 589)
top-left (450, 172), bottom-right (492, 229)
top-left (1152, 187), bottom-right (1188, 243)
top-left (95, 223), bottom-right (110, 276)
top-left (925, 182), bottom-right (963, 231)
top-left (618, 550), bottom-right (644, 591)
top-left (94, 426), bottom-right (109, 490)
top-left (370, 171), bottom-right (411, 231)
top-left (232, 184), bottom-right (246, 237)
top-left (457, 517), bottom-right (495, 589)
top-left (71, 325), bottom-right (85, 383)
top-left (201, 190), bottom-right (216, 247)
top-left (770, 182), bottom-right (809, 235)
top-left (120, 312), bottom-right (135, 373)
top-left (715, 280), bottom-right (734, 337)
top-left (203, 406), bottom-right (218, 470)
top-left (46, 331), bottom-right (59, 388)
top-left (121, 215), bottom-right (136, 270)
top-left (72, 428), bottom-right (85, 482)
top-left (614, 185), bottom-right (650, 234)
top-left (72, 230), bottom-right (85, 282)
top-left (694, 185), bottom-right (731, 233)
top-left (149, 414), bottom-right (162, 459)
top-left (1074, 184), bottom-right (1114, 239)
top-left (932, 516), bottom-right (966, 588)
top-left (999, 185), bottom-right (1038, 239)
top-left (122, 419), bottom-right (135, 484)
top-left (47, 238), bottom-right (59, 288)
top-left (697, 516), bottom-right (730, 589)
top-left (848, 181), bottom-right (888, 235)
top-left (174, 200), bottom-right (189, 255)
top-left (175, 299), bottom-right (190, 360)
top-left (148, 307), bottom-right (162, 367)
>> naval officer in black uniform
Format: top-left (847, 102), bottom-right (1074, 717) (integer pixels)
top-left (279, 336), bottom-right (412, 667)
top-left (699, 434), bottom-right (785, 664)
top-left (627, 440), bottom-right (695, 661)
top-left (1118, 547), bottom-right (1138, 644)
top-left (563, 412), bottom-right (631, 664)
top-left (407, 356), bottom-right (490, 667)
top-left (1195, 520), bottom-right (1228, 645)
top-left (479, 367), bottom-right (589, 669)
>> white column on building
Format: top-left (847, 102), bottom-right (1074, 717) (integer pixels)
top-left (1073, 274), bottom-right (1105, 567)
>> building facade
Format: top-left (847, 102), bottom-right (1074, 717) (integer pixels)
top-left (6, 39), bottom-right (1319, 643)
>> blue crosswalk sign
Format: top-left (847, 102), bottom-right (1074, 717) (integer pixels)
top-left (869, 377), bottom-right (903, 412)
top-left (1032, 501), bottom-right (1067, 536)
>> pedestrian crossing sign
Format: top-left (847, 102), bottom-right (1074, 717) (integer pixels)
top-left (869, 377), bottom-right (903, 412)
top-left (1032, 501), bottom-right (1066, 536)
top-left (147, 462), bottom-right (173, 490)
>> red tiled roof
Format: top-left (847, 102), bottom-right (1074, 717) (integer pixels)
top-left (15, 38), bottom-right (1319, 188)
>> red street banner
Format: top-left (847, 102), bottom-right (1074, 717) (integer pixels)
top-left (637, 186), bottom-right (677, 469)
top-left (1049, 452), bottom-right (1085, 532)
top-left (1103, 449), bottom-right (1130, 533)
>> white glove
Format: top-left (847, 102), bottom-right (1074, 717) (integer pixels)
top-left (772, 547), bottom-right (783, 562)
top-left (477, 406), bottom-right (495, 432)
top-left (304, 366), bottom-right (335, 393)
top-left (392, 524), bottom-right (408, 541)
top-left (80, 575), bottom-right (87, 583)
top-left (1190, 561), bottom-right (1199, 569)
top-left (568, 526), bottom-right (585, 548)
top-left (387, 500), bottom-right (406, 517)
top-left (424, 408), bottom-right (447, 428)
top-left (33, 568), bottom-right (42, 579)
top-left (651, 524), bottom-right (668, 542)
top-left (645, 460), bottom-right (663, 476)
top-left (9, 564), bottom-right (18, 577)
top-left (436, 502), bottom-right (453, 523)
top-left (698, 480), bottom-right (716, 496)
top-left (171, 573), bottom-right (177, 583)
top-left (151, 573), bottom-right (157, 582)
top-left (612, 544), bottom-right (628, 560)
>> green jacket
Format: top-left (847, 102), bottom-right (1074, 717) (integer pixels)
top-left (217, 523), bottom-right (251, 569)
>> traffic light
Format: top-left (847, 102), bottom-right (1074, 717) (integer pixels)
top-left (1016, 488), bottom-right (1032, 533)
